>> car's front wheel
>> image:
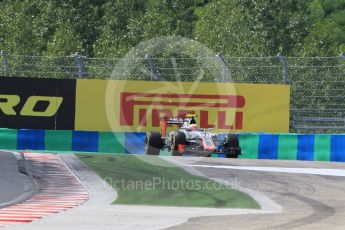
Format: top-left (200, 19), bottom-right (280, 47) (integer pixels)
top-left (223, 134), bottom-right (241, 158)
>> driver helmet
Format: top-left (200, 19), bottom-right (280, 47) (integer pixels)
top-left (189, 124), bottom-right (198, 131)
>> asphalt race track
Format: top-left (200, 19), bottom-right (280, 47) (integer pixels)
top-left (167, 157), bottom-right (345, 230)
top-left (2, 153), bottom-right (345, 230)
top-left (0, 152), bottom-right (33, 209)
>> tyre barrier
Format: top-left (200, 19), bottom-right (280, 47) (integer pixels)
top-left (0, 129), bottom-right (344, 162)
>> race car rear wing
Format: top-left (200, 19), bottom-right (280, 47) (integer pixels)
top-left (161, 116), bottom-right (183, 137)
top-left (166, 117), bottom-right (184, 125)
top-left (161, 114), bottom-right (198, 137)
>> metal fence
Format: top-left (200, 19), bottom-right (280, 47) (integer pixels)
top-left (1, 51), bottom-right (345, 133)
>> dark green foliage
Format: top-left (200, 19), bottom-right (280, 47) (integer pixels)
top-left (0, 0), bottom-right (344, 57)
top-left (194, 0), bottom-right (311, 56)
top-left (300, 0), bottom-right (345, 56)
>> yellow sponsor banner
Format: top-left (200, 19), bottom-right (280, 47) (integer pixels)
top-left (75, 80), bottom-right (290, 132)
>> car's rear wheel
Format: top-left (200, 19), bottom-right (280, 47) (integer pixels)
top-left (145, 132), bottom-right (162, 155)
top-left (223, 134), bottom-right (241, 158)
top-left (172, 132), bottom-right (186, 156)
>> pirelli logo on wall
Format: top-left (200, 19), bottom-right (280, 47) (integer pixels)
top-left (75, 80), bottom-right (291, 133)
top-left (0, 77), bottom-right (76, 130)
top-left (120, 92), bottom-right (245, 130)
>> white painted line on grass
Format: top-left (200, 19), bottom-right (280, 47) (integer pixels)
top-left (189, 165), bottom-right (345, 177)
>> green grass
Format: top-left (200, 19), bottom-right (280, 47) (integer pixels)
top-left (77, 154), bottom-right (260, 209)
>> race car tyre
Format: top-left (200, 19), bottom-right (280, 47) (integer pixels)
top-left (224, 134), bottom-right (241, 158)
top-left (145, 132), bottom-right (162, 155)
top-left (172, 132), bottom-right (186, 156)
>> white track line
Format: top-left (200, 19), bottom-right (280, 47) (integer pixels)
top-left (189, 165), bottom-right (345, 177)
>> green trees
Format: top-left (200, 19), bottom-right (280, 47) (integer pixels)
top-left (45, 24), bottom-right (83, 57)
top-left (0, 0), bottom-right (44, 55)
top-left (194, 0), bottom-right (310, 56)
top-left (299, 0), bottom-right (345, 56)
top-left (93, 0), bottom-right (203, 57)
top-left (139, 0), bottom-right (200, 38)
top-left (0, 0), bottom-right (345, 57)
top-left (93, 0), bottom-right (148, 57)
top-left (0, 0), bottom-right (103, 56)
top-left (37, 0), bottom-right (104, 57)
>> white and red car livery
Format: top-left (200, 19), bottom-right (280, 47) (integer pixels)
top-left (145, 114), bottom-right (241, 158)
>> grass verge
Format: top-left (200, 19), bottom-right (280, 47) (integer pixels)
top-left (77, 154), bottom-right (260, 209)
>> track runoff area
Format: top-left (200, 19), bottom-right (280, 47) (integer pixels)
top-left (0, 152), bottom-right (344, 230)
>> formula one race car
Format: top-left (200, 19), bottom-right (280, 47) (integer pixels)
top-left (145, 114), bottom-right (241, 158)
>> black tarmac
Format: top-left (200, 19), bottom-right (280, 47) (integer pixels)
top-left (0, 151), bottom-right (32, 207)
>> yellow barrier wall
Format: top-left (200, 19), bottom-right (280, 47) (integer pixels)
top-left (75, 80), bottom-right (290, 132)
